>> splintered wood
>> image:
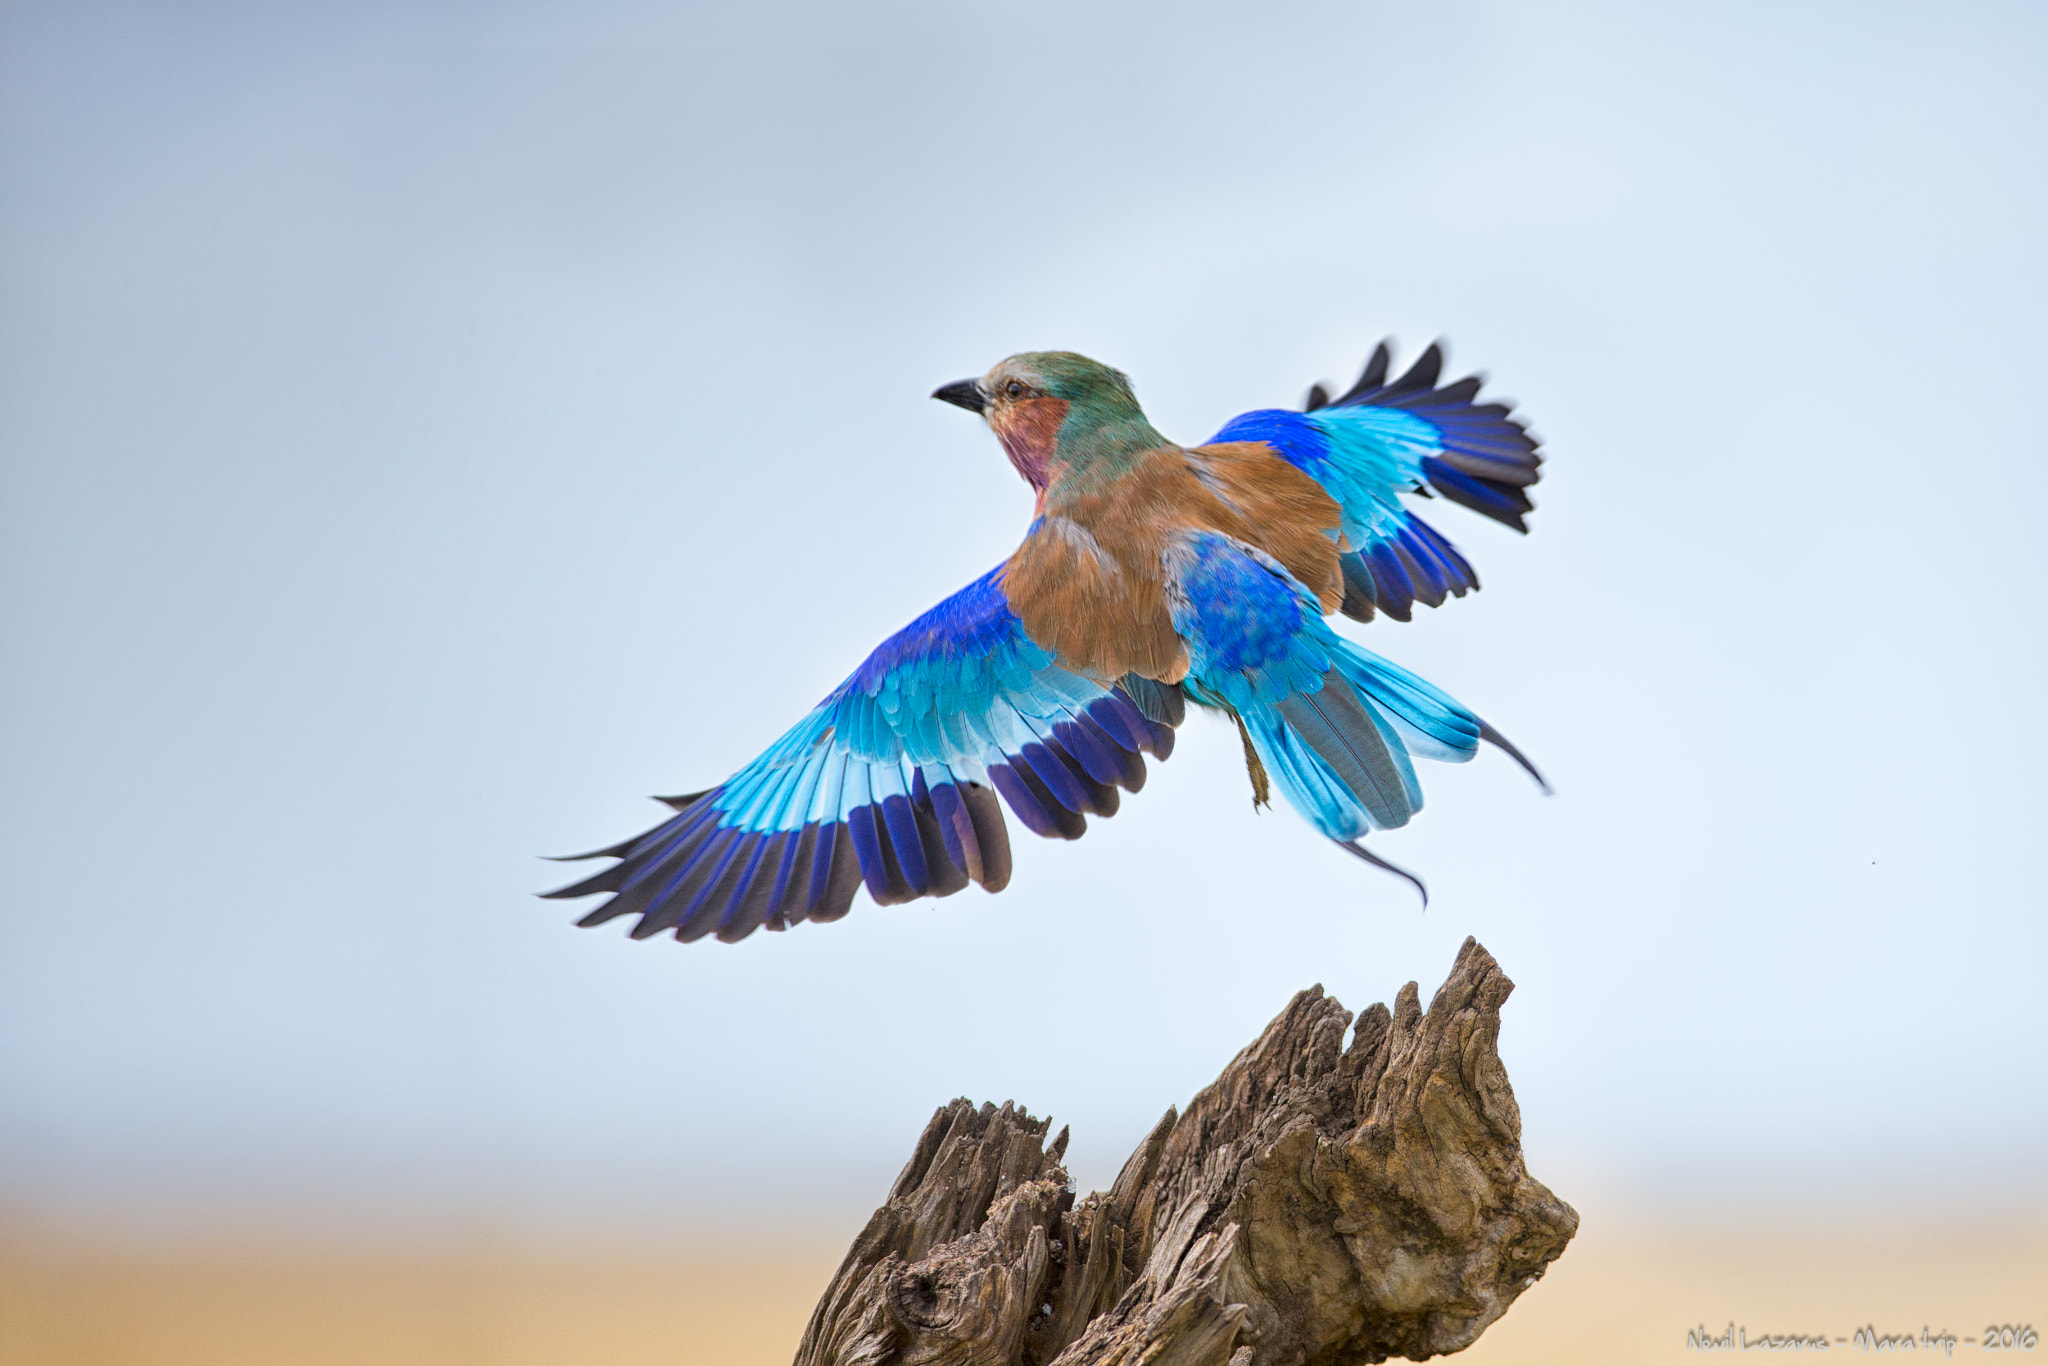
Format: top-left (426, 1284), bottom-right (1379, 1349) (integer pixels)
top-left (794, 937), bottom-right (1577, 1366)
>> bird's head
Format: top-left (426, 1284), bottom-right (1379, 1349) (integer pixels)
top-left (933, 351), bottom-right (1163, 498)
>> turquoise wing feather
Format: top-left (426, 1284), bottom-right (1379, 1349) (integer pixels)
top-left (1206, 340), bottom-right (1543, 622)
top-left (1165, 530), bottom-right (1486, 842)
top-left (543, 567), bottom-right (1176, 943)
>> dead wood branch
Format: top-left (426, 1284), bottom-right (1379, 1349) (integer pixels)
top-left (794, 937), bottom-right (1577, 1366)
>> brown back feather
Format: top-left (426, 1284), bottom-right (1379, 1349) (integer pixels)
top-left (998, 443), bottom-right (1342, 682)
top-left (1181, 442), bottom-right (1345, 611)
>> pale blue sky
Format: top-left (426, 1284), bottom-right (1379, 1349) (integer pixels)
top-left (3, 0), bottom-right (2044, 1241)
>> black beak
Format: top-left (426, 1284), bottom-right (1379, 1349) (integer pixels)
top-left (931, 379), bottom-right (986, 414)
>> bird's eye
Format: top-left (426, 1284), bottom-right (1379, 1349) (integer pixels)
top-left (1005, 380), bottom-right (1027, 399)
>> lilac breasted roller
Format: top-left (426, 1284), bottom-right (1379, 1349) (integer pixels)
top-left (546, 341), bottom-right (1548, 943)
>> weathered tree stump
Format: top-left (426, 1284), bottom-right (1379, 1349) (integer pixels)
top-left (794, 937), bottom-right (1576, 1366)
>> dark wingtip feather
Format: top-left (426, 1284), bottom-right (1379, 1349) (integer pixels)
top-left (542, 835), bottom-right (641, 863)
top-left (575, 901), bottom-right (638, 927)
top-left (654, 789), bottom-right (712, 812)
top-left (1478, 721), bottom-right (1552, 794)
top-left (1334, 340), bottom-right (1394, 404)
top-left (959, 782), bottom-right (1013, 891)
top-left (1389, 341), bottom-right (1443, 393)
top-left (1333, 839), bottom-right (1429, 908)
top-left (1363, 542), bottom-right (1416, 622)
top-left (539, 861), bottom-right (633, 900)
top-left (1421, 457), bottom-right (1533, 532)
top-left (1434, 450), bottom-right (1539, 487)
top-left (1116, 676), bottom-right (1186, 731)
top-left (1317, 342), bottom-right (1544, 541)
top-left (1390, 536), bottom-right (1447, 609)
top-left (712, 834), bottom-right (793, 943)
top-left (1435, 374), bottom-right (1483, 405)
top-left (1303, 383), bottom-right (1331, 412)
top-left (1337, 551), bottom-right (1378, 622)
top-left (808, 825), bottom-right (863, 924)
top-left (910, 799), bottom-right (971, 898)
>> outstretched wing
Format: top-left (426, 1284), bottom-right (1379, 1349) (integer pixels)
top-left (543, 567), bottom-right (1179, 944)
top-left (1204, 340), bottom-right (1543, 623)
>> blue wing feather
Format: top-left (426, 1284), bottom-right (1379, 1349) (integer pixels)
top-left (1207, 340), bottom-right (1541, 623)
top-left (1165, 530), bottom-right (1486, 842)
top-left (545, 566), bottom-right (1175, 942)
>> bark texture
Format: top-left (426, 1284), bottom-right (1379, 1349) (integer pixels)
top-left (794, 937), bottom-right (1576, 1366)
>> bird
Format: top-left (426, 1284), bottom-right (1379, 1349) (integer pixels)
top-left (544, 340), bottom-right (1548, 944)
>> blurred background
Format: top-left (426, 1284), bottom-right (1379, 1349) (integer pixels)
top-left (3, 0), bottom-right (2044, 1361)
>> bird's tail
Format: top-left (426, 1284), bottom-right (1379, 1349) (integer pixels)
top-left (1165, 529), bottom-right (1543, 896)
top-left (1235, 638), bottom-right (1545, 844)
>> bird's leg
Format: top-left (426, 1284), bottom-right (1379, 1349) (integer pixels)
top-left (1227, 706), bottom-right (1272, 810)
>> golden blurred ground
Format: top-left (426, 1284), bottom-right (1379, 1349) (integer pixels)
top-left (2, 1217), bottom-right (2041, 1365)
top-left (0, 1238), bottom-right (842, 1366)
top-left (1459, 1219), bottom-right (2045, 1366)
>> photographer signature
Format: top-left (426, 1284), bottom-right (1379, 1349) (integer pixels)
top-left (1687, 1324), bottom-right (2038, 1355)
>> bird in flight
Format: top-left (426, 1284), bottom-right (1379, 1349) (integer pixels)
top-left (547, 341), bottom-right (1547, 944)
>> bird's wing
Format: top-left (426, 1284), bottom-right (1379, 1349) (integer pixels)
top-left (1202, 340), bottom-right (1542, 623)
top-left (543, 566), bottom-right (1179, 944)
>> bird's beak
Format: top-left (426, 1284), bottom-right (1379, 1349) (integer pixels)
top-left (931, 379), bottom-right (987, 414)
